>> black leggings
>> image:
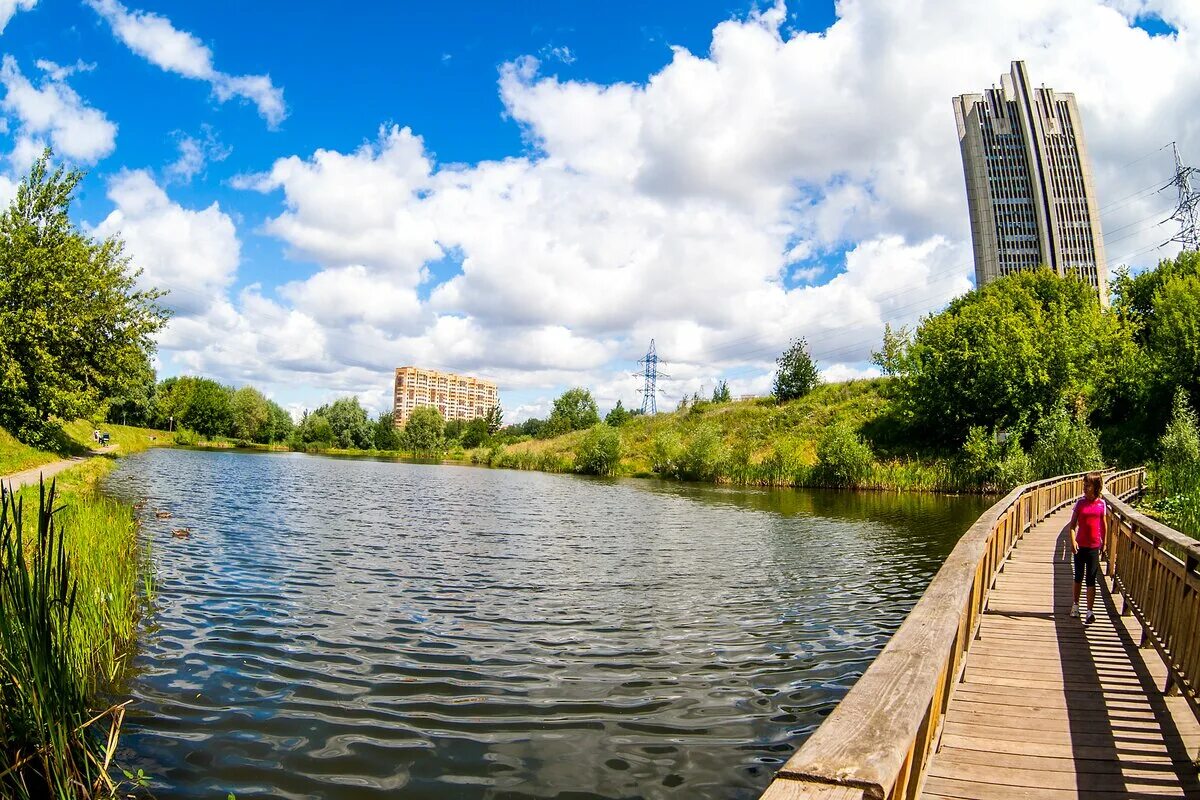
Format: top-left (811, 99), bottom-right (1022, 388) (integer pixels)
top-left (1073, 547), bottom-right (1101, 588)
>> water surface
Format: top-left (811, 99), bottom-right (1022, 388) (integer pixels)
top-left (104, 448), bottom-right (989, 799)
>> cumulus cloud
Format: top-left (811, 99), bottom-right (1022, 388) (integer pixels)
top-left (99, 0), bottom-right (1200, 418)
top-left (0, 55), bottom-right (116, 165)
top-left (0, 0), bottom-right (35, 34)
top-left (92, 170), bottom-right (239, 316)
top-left (85, 0), bottom-right (286, 126)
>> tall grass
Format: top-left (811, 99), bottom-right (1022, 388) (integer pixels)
top-left (0, 480), bottom-right (129, 798)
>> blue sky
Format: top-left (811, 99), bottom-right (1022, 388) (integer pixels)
top-left (0, 0), bottom-right (1193, 420)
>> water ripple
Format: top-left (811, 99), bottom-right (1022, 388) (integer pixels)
top-left (103, 449), bottom-right (987, 800)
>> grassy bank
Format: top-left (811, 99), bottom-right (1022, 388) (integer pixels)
top-left (1, 427), bottom-right (159, 797)
top-left (468, 380), bottom-right (987, 492)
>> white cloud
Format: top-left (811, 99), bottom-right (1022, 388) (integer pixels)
top-left (93, 170), bottom-right (239, 316)
top-left (165, 124), bottom-right (230, 182)
top-left (0, 0), bottom-right (35, 34)
top-left (96, 0), bottom-right (1200, 417)
top-left (34, 59), bottom-right (95, 81)
top-left (85, 0), bottom-right (286, 126)
top-left (0, 55), bottom-right (116, 164)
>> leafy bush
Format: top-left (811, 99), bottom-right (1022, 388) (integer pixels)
top-left (173, 428), bottom-right (199, 446)
top-left (960, 425), bottom-right (1032, 491)
top-left (575, 424), bottom-right (622, 476)
top-left (651, 430), bottom-right (683, 476)
top-left (604, 400), bottom-right (632, 427)
top-left (814, 422), bottom-right (875, 487)
top-left (676, 424), bottom-right (727, 481)
top-left (1030, 406), bottom-right (1103, 478)
top-left (1157, 388), bottom-right (1200, 496)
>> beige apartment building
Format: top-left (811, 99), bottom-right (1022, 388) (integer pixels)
top-left (392, 366), bottom-right (498, 426)
top-left (953, 61), bottom-right (1109, 303)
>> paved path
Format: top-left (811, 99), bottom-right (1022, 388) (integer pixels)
top-left (1, 445), bottom-right (117, 492)
top-left (921, 505), bottom-right (1200, 799)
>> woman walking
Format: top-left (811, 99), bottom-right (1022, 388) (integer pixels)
top-left (1061, 471), bottom-right (1107, 624)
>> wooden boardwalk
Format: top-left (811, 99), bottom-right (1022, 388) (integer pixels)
top-left (921, 505), bottom-right (1200, 800)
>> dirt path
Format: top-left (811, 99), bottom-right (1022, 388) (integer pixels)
top-left (1, 445), bottom-right (118, 492)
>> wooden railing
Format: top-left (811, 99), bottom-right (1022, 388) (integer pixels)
top-left (759, 468), bottom-right (1145, 800)
top-left (1105, 477), bottom-right (1200, 752)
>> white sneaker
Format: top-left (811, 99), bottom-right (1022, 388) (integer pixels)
top-left (1085, 610), bottom-right (1096, 625)
top-left (1070, 603), bottom-right (1079, 618)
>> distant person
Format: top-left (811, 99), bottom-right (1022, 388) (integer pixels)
top-left (1060, 471), bottom-right (1107, 624)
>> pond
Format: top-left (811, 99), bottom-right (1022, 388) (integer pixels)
top-left (103, 448), bottom-right (990, 799)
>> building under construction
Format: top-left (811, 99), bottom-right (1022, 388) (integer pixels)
top-left (392, 366), bottom-right (497, 426)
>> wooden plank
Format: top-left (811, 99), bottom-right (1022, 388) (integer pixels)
top-left (760, 779), bottom-right (866, 800)
top-left (939, 732), bottom-right (1186, 762)
top-left (923, 774), bottom-right (1186, 800)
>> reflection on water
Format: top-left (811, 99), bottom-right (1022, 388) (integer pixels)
top-left (103, 449), bottom-right (989, 800)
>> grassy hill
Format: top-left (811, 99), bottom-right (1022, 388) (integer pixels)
top-left (0, 420), bottom-right (170, 480)
top-left (472, 380), bottom-right (974, 492)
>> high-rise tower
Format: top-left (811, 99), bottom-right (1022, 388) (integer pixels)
top-left (953, 61), bottom-right (1108, 303)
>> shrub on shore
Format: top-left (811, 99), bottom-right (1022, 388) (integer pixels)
top-left (575, 424), bottom-right (621, 476)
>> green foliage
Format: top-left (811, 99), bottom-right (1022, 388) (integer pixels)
top-left (604, 399), bottom-right (632, 427)
top-left (546, 388), bottom-right (600, 436)
top-left (443, 419), bottom-right (466, 441)
top-left (404, 406), bottom-right (445, 454)
top-left (154, 376), bottom-right (234, 437)
top-left (870, 324), bottom-right (910, 377)
top-left (295, 412), bottom-right (334, 447)
top-left (1157, 389), bottom-right (1200, 497)
top-left (814, 422), bottom-right (875, 487)
top-left (959, 426), bottom-right (1031, 491)
top-left (485, 404), bottom-right (504, 435)
top-left (0, 152), bottom-right (168, 446)
top-left (373, 412), bottom-right (402, 451)
top-left (711, 380), bottom-right (732, 403)
top-left (315, 396), bottom-right (373, 450)
top-left (230, 386), bottom-right (270, 442)
top-left (676, 424), bottom-right (727, 482)
top-left (575, 424), bottom-right (622, 476)
top-left (890, 268), bottom-right (1127, 445)
top-left (1029, 406), bottom-right (1104, 479)
top-left (773, 338), bottom-right (820, 402)
top-left (461, 418), bottom-right (489, 449)
top-left (173, 428), bottom-right (200, 446)
top-left (649, 429), bottom-right (683, 476)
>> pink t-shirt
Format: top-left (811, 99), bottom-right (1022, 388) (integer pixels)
top-left (1075, 497), bottom-right (1106, 549)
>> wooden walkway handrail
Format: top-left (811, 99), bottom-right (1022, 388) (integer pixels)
top-left (1105, 483), bottom-right (1200, 749)
top-left (759, 467), bottom-right (1146, 800)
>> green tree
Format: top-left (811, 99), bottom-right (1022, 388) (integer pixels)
top-left (891, 269), bottom-right (1128, 445)
top-left (604, 399), bottom-right (631, 427)
top-left (1158, 389), bottom-right (1200, 497)
top-left (373, 411), bottom-right (402, 451)
top-left (773, 339), bottom-right (820, 402)
top-left (575, 424), bottom-right (622, 476)
top-left (183, 378), bottom-right (233, 437)
top-left (105, 353), bottom-right (157, 426)
top-left (1029, 405), bottom-right (1104, 479)
top-left (262, 400), bottom-right (294, 443)
top-left (230, 386), bottom-right (270, 441)
top-left (461, 417), bottom-right (489, 448)
top-left (315, 396), bottom-right (373, 449)
top-left (546, 388), bottom-right (600, 436)
top-left (443, 419), bottom-right (467, 442)
top-left (485, 403), bottom-right (504, 434)
top-left (711, 380), bottom-right (732, 403)
top-left (870, 324), bottom-right (910, 377)
top-left (404, 406), bottom-right (445, 453)
top-left (0, 151), bottom-right (168, 444)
